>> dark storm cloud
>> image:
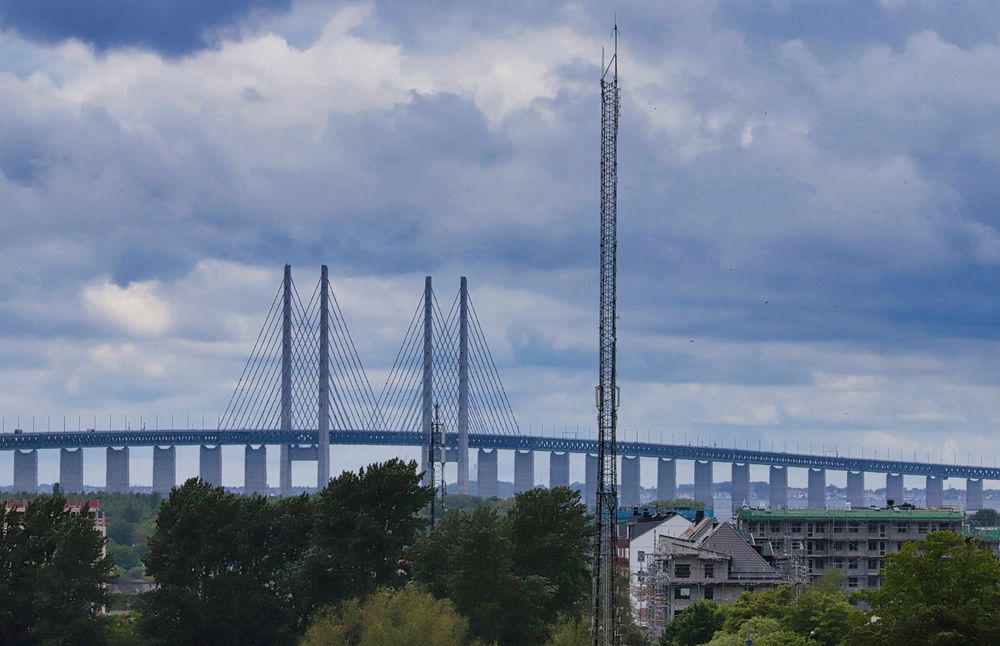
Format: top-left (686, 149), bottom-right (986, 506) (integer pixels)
top-left (0, 0), bottom-right (293, 56)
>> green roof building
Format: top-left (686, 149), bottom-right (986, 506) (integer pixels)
top-left (735, 507), bottom-right (964, 591)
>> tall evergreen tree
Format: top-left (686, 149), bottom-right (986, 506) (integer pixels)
top-left (0, 494), bottom-right (113, 646)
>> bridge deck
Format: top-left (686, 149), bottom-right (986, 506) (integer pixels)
top-left (1, 429), bottom-right (996, 480)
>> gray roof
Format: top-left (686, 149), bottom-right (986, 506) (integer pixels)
top-left (698, 522), bottom-right (782, 580)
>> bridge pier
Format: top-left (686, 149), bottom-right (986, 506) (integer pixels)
top-left (477, 449), bottom-right (497, 498)
top-left (621, 456), bottom-right (640, 507)
top-left (807, 468), bottom-right (826, 509)
top-left (967, 478), bottom-right (983, 511)
top-left (847, 471), bottom-right (865, 508)
top-left (769, 466), bottom-right (787, 509)
top-left (549, 452), bottom-right (569, 489)
top-left (926, 475), bottom-right (944, 508)
top-left (106, 447), bottom-right (129, 493)
top-left (514, 450), bottom-right (534, 493)
top-left (200, 445), bottom-right (222, 487)
top-left (13, 449), bottom-right (37, 493)
top-left (153, 446), bottom-right (176, 494)
top-left (731, 463), bottom-right (750, 511)
top-left (244, 445), bottom-right (267, 494)
top-left (694, 460), bottom-right (713, 508)
top-left (59, 448), bottom-right (84, 492)
top-left (585, 453), bottom-right (598, 508)
top-left (279, 447), bottom-right (292, 495)
top-left (656, 458), bottom-right (676, 502)
top-left (886, 473), bottom-right (904, 506)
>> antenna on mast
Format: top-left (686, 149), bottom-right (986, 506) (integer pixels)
top-left (592, 19), bottom-right (622, 646)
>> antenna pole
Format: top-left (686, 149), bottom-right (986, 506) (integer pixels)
top-left (592, 22), bottom-right (622, 646)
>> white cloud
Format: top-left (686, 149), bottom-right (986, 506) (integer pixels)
top-left (82, 278), bottom-right (173, 337)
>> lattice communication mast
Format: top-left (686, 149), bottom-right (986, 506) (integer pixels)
top-left (592, 23), bottom-right (622, 646)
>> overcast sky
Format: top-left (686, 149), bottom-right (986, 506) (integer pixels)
top-left (2, 1), bottom-right (1000, 488)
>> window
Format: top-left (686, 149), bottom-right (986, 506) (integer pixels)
top-left (791, 523), bottom-right (802, 534)
top-left (637, 551), bottom-right (645, 563)
top-left (833, 541), bottom-right (844, 551)
top-left (704, 564), bottom-right (714, 579)
top-left (833, 522), bottom-right (844, 534)
top-left (848, 558), bottom-right (859, 570)
top-left (675, 587), bottom-right (691, 600)
top-left (848, 522), bottom-right (860, 533)
top-left (918, 523), bottom-right (928, 534)
top-left (756, 522), bottom-right (766, 534)
top-left (897, 522), bottom-right (908, 533)
top-left (675, 564), bottom-right (691, 578)
top-left (930, 523), bottom-right (940, 532)
top-left (848, 577), bottom-right (859, 589)
top-left (704, 587), bottom-right (714, 600)
top-left (848, 541), bottom-right (859, 552)
top-left (770, 523), bottom-right (781, 533)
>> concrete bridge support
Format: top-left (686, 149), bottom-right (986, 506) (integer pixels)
top-left (106, 447), bottom-right (129, 493)
top-left (279, 448), bottom-right (292, 496)
top-left (13, 449), bottom-right (37, 493)
top-left (769, 466), bottom-right (787, 509)
top-left (967, 478), bottom-right (984, 511)
top-left (886, 473), bottom-right (904, 506)
top-left (621, 456), bottom-right (640, 507)
top-left (846, 471), bottom-right (865, 508)
top-left (477, 449), bottom-right (498, 498)
top-left (200, 445), bottom-right (222, 486)
top-left (59, 448), bottom-right (84, 492)
top-left (585, 453), bottom-right (598, 507)
top-left (244, 445), bottom-right (267, 494)
top-left (153, 446), bottom-right (176, 494)
top-left (514, 450), bottom-right (534, 493)
top-left (549, 452), bottom-right (569, 489)
top-left (731, 463), bottom-right (750, 511)
top-left (694, 460), bottom-right (713, 508)
top-left (657, 458), bottom-right (676, 502)
top-left (926, 475), bottom-right (944, 508)
top-left (807, 468), bottom-right (826, 509)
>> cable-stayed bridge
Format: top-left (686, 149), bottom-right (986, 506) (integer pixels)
top-left (1, 266), bottom-right (996, 511)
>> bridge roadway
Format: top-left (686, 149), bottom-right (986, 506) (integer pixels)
top-left (1, 428), bottom-right (997, 480)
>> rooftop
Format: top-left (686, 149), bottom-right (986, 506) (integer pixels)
top-left (736, 507), bottom-right (964, 522)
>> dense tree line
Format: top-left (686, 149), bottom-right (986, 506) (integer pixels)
top-left (0, 493), bottom-right (113, 645)
top-left (412, 486), bottom-right (592, 644)
top-left (137, 458), bottom-right (431, 645)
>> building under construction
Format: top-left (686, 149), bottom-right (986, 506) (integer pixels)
top-left (625, 510), bottom-right (783, 639)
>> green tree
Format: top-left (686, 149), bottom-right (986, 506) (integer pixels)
top-left (850, 531), bottom-right (1000, 645)
top-left (506, 487), bottom-right (591, 618)
top-left (706, 617), bottom-right (809, 646)
top-left (968, 508), bottom-right (1000, 527)
top-left (412, 504), bottom-right (552, 645)
top-left (298, 459), bottom-right (433, 616)
top-left (722, 585), bottom-right (861, 646)
top-left (545, 617), bottom-right (590, 646)
top-left (138, 479), bottom-right (296, 646)
top-left (139, 461), bottom-right (432, 643)
top-left (658, 601), bottom-right (724, 646)
top-left (301, 586), bottom-right (468, 646)
top-left (0, 493), bottom-right (113, 645)
top-left (810, 569), bottom-right (845, 596)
